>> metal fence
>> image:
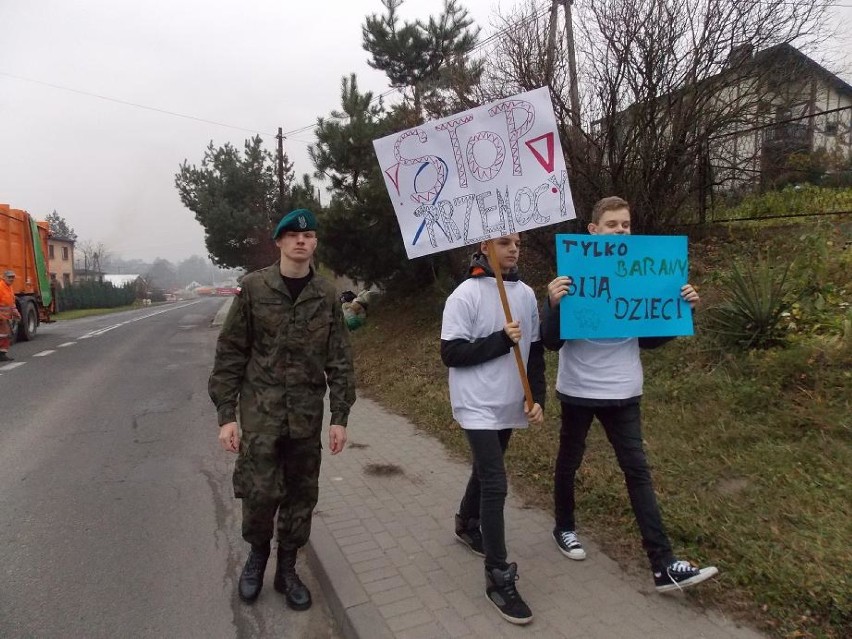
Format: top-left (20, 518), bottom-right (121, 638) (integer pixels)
top-left (698, 105), bottom-right (852, 223)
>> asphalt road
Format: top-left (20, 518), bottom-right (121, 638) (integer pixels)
top-left (0, 298), bottom-right (341, 639)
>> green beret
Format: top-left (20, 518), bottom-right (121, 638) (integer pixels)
top-left (272, 209), bottom-right (318, 239)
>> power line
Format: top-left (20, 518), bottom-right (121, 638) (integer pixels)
top-left (1, 3), bottom-right (555, 144)
top-left (279, 87), bottom-right (399, 138)
top-left (0, 71), bottom-right (276, 137)
top-left (473, 2), bottom-right (551, 52)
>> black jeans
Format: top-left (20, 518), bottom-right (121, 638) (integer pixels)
top-left (554, 401), bottom-right (674, 572)
top-left (458, 428), bottom-right (513, 569)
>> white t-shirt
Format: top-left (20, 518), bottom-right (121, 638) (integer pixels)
top-left (556, 338), bottom-right (643, 400)
top-left (441, 277), bottom-right (540, 430)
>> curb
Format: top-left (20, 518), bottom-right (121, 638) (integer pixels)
top-left (212, 297), bottom-right (233, 326)
top-left (306, 515), bottom-right (394, 639)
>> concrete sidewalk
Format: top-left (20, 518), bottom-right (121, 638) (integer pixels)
top-left (306, 394), bottom-right (765, 639)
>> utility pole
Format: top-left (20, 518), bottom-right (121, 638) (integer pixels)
top-left (546, 0), bottom-right (560, 83)
top-left (544, 1), bottom-right (581, 128)
top-left (276, 127), bottom-right (288, 214)
top-left (563, 0), bottom-right (581, 128)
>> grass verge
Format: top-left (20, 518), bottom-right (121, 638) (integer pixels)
top-left (51, 305), bottom-right (138, 321)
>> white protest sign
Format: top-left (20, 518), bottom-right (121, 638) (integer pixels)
top-left (373, 86), bottom-right (575, 259)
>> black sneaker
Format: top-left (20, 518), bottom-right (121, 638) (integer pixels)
top-left (553, 529), bottom-right (586, 560)
top-left (454, 514), bottom-right (485, 557)
top-left (0, 353), bottom-right (13, 362)
top-left (485, 563), bottom-right (533, 625)
top-left (654, 560), bottom-right (719, 593)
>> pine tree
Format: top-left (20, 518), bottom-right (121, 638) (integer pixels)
top-left (45, 210), bottom-right (77, 241)
top-left (363, 0), bottom-right (482, 122)
top-left (175, 136), bottom-right (294, 271)
top-left (310, 74), bottom-right (387, 201)
top-left (310, 75), bottom-right (435, 288)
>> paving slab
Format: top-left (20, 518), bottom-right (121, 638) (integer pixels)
top-left (306, 394), bottom-right (766, 639)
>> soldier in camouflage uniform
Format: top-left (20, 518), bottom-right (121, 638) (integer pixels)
top-left (209, 208), bottom-right (355, 610)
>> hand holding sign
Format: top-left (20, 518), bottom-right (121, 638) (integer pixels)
top-left (547, 275), bottom-right (572, 309)
top-left (504, 319), bottom-right (521, 343)
top-left (525, 402), bottom-right (544, 425)
top-left (681, 283), bottom-right (700, 308)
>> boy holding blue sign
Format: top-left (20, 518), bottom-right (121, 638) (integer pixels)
top-left (441, 233), bottom-right (546, 625)
top-left (541, 196), bottom-right (718, 593)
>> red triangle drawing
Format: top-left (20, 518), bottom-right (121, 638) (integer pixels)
top-left (385, 163), bottom-right (402, 195)
top-left (525, 133), bottom-right (555, 173)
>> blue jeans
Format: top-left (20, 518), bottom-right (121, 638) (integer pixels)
top-left (458, 428), bottom-right (513, 569)
top-left (554, 401), bottom-right (674, 572)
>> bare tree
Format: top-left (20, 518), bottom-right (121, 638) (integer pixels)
top-left (75, 241), bottom-right (112, 279)
top-left (479, 2), bottom-right (565, 100)
top-left (482, 0), bottom-right (834, 229)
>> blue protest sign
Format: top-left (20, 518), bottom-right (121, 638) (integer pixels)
top-left (555, 234), bottom-right (694, 339)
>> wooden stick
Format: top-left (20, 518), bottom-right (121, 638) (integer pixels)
top-left (485, 241), bottom-right (535, 411)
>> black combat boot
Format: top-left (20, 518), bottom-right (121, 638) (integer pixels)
top-left (238, 544), bottom-right (270, 603)
top-left (274, 547), bottom-right (312, 611)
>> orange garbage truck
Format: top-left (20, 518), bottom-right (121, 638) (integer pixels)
top-left (0, 203), bottom-right (53, 340)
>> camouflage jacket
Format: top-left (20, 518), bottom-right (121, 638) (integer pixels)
top-left (208, 263), bottom-right (355, 438)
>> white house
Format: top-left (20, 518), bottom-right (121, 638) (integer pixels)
top-left (708, 44), bottom-right (852, 192)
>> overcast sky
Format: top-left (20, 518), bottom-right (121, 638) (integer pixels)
top-left (1, 1), bottom-right (850, 263)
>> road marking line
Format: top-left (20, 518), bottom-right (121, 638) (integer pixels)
top-left (58, 342), bottom-right (76, 348)
top-left (80, 325), bottom-right (121, 339)
top-left (77, 301), bottom-right (205, 340)
top-left (0, 362), bottom-right (25, 371)
top-left (33, 350), bottom-right (57, 357)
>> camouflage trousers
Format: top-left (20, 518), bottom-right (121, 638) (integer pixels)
top-left (234, 432), bottom-right (322, 550)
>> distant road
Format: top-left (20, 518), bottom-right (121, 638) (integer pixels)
top-left (0, 299), bottom-right (339, 638)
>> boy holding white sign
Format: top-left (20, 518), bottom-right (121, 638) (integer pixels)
top-left (441, 233), bottom-right (546, 625)
top-left (541, 196), bottom-right (719, 593)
